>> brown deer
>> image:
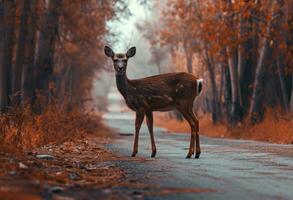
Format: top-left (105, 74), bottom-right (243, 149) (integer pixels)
top-left (104, 46), bottom-right (203, 159)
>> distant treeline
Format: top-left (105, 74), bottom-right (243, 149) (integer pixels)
top-left (0, 0), bottom-right (119, 113)
top-left (142, 0), bottom-right (293, 125)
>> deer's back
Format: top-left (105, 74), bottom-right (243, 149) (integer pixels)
top-left (126, 72), bottom-right (198, 111)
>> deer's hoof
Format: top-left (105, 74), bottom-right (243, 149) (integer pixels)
top-left (151, 152), bottom-right (156, 158)
top-left (194, 153), bottom-right (200, 159)
top-left (186, 154), bottom-right (192, 159)
top-left (131, 152), bottom-right (137, 157)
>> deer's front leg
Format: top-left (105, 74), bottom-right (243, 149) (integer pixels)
top-left (132, 111), bottom-right (145, 157)
top-left (146, 111), bottom-right (156, 158)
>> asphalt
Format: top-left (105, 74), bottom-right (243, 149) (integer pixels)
top-left (102, 87), bottom-right (293, 200)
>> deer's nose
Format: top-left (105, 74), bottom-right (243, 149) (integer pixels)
top-left (118, 66), bottom-right (124, 71)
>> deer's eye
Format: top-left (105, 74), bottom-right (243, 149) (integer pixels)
top-left (113, 59), bottom-right (118, 62)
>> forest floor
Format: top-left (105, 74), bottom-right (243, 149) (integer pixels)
top-left (154, 113), bottom-right (293, 144)
top-left (0, 133), bottom-right (133, 200)
top-left (0, 122), bottom-right (155, 200)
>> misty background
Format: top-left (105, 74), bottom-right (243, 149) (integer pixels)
top-left (93, 1), bottom-right (174, 110)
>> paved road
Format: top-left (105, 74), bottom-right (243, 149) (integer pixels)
top-left (103, 87), bottom-right (293, 200)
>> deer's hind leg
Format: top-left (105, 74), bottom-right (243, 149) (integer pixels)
top-left (146, 111), bottom-right (156, 157)
top-left (188, 110), bottom-right (200, 158)
top-left (178, 105), bottom-right (199, 159)
top-left (132, 111), bottom-right (145, 157)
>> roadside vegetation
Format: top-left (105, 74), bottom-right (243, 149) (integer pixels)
top-left (0, 0), bottom-right (123, 149)
top-left (136, 0), bottom-right (293, 143)
top-left (0, 1), bottom-right (128, 198)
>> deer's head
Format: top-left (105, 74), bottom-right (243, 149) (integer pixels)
top-left (104, 46), bottom-right (136, 75)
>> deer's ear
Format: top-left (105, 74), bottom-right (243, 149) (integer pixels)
top-left (126, 47), bottom-right (136, 58)
top-left (104, 46), bottom-right (114, 58)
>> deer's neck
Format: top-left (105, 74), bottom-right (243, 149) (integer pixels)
top-left (115, 73), bottom-right (130, 97)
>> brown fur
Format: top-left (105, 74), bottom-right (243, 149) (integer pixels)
top-left (122, 72), bottom-right (198, 112)
top-left (104, 46), bottom-right (202, 159)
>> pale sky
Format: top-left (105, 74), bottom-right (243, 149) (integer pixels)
top-left (107, 0), bottom-right (151, 52)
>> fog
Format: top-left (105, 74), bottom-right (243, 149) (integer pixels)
top-left (92, 0), bottom-right (171, 107)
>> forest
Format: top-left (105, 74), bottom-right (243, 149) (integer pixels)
top-left (0, 0), bottom-right (124, 148)
top-left (153, 0), bottom-right (293, 121)
top-left (135, 0), bottom-right (293, 142)
top-left (0, 0), bottom-right (292, 199)
top-left (0, 0), bottom-right (292, 148)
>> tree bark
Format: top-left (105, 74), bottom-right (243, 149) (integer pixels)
top-left (12, 0), bottom-right (29, 106)
top-left (277, 54), bottom-right (289, 111)
top-left (224, 63), bottom-right (232, 122)
top-left (34, 0), bottom-right (61, 110)
top-left (249, 41), bottom-right (273, 123)
top-left (227, 46), bottom-right (242, 123)
top-left (288, 0), bottom-right (293, 112)
top-left (186, 53), bottom-right (193, 73)
top-left (183, 40), bottom-right (193, 73)
top-left (238, 2), bottom-right (255, 117)
top-left (290, 74), bottom-right (293, 112)
top-left (203, 43), bottom-right (221, 123)
top-left (225, 0), bottom-right (242, 125)
top-left (0, 1), bottom-right (15, 112)
top-left (249, 0), bottom-right (284, 123)
top-left (0, 1), bottom-right (4, 109)
top-left (22, 0), bottom-right (37, 105)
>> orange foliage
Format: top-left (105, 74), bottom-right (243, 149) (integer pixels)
top-left (159, 0), bottom-right (290, 67)
top-left (53, 0), bottom-right (119, 100)
top-left (155, 111), bottom-right (293, 144)
top-left (0, 105), bottom-right (108, 151)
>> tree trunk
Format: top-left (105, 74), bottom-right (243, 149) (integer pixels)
top-left (290, 73), bottom-right (293, 112)
top-left (0, 1), bottom-right (4, 111)
top-left (238, 2), bottom-right (255, 117)
top-left (225, 0), bottom-right (242, 125)
top-left (155, 60), bottom-right (162, 74)
top-left (34, 0), bottom-right (61, 110)
top-left (203, 43), bottom-right (221, 123)
top-left (22, 0), bottom-right (37, 105)
top-left (227, 46), bottom-right (242, 124)
top-left (288, 0), bottom-right (293, 112)
top-left (186, 53), bottom-right (193, 73)
top-left (0, 1), bottom-right (15, 112)
top-left (277, 54), bottom-right (289, 111)
top-left (249, 0), bottom-right (284, 123)
top-left (12, 0), bottom-right (29, 106)
top-left (183, 40), bottom-right (193, 73)
top-left (224, 64), bottom-right (232, 122)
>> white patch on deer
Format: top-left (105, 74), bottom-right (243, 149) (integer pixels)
top-left (196, 78), bottom-right (203, 95)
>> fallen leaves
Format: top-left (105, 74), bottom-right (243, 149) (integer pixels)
top-left (0, 136), bottom-right (124, 199)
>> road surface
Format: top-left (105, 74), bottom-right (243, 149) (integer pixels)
top-left (103, 87), bottom-right (293, 200)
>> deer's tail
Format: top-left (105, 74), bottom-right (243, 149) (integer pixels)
top-left (196, 78), bottom-right (203, 96)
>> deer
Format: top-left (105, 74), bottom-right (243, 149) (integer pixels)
top-left (104, 46), bottom-right (203, 159)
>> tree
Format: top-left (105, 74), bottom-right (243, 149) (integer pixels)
top-left (34, 0), bottom-right (61, 110)
top-left (238, 1), bottom-right (257, 117)
top-left (249, 0), bottom-right (285, 123)
top-left (160, 0), bottom-right (197, 73)
top-left (22, 0), bottom-right (37, 105)
top-left (12, 0), bottom-right (30, 106)
top-left (0, 0), bottom-right (15, 112)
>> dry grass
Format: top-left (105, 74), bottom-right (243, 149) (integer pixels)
top-left (154, 110), bottom-right (293, 144)
top-left (230, 110), bottom-right (293, 144)
top-left (0, 104), bottom-right (109, 152)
